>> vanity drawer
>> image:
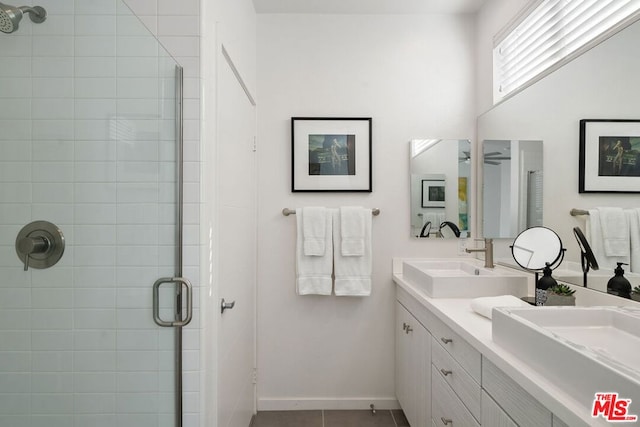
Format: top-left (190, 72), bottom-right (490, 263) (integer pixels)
top-left (432, 365), bottom-right (479, 427)
top-left (432, 337), bottom-right (481, 420)
top-left (430, 315), bottom-right (481, 383)
top-left (482, 357), bottom-right (552, 427)
top-left (482, 390), bottom-right (517, 427)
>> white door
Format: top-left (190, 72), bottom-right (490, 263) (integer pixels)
top-left (216, 47), bottom-right (257, 427)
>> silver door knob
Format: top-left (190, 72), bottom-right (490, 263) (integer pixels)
top-left (221, 298), bottom-right (236, 314)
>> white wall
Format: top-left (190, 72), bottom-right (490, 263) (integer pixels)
top-left (256, 13), bottom-right (476, 409)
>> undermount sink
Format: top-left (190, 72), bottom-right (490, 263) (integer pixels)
top-left (402, 259), bottom-right (529, 298)
top-left (492, 306), bottom-right (640, 418)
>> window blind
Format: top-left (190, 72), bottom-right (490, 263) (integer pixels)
top-left (493, 0), bottom-right (640, 103)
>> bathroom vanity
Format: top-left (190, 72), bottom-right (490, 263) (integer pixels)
top-left (392, 258), bottom-right (639, 427)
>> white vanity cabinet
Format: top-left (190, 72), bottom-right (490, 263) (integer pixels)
top-left (395, 286), bottom-right (573, 427)
top-left (396, 301), bottom-right (431, 427)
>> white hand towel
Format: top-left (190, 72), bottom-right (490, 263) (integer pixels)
top-left (425, 212), bottom-right (437, 228)
top-left (302, 207), bottom-right (327, 256)
top-left (470, 295), bottom-right (531, 320)
top-left (340, 206), bottom-right (365, 256)
top-left (598, 207), bottom-right (629, 257)
top-left (333, 208), bottom-right (372, 296)
top-left (296, 208), bottom-right (333, 295)
top-left (586, 209), bottom-right (629, 270)
top-left (627, 209), bottom-right (640, 273)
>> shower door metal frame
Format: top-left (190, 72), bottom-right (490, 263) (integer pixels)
top-left (151, 64), bottom-right (189, 427)
top-left (174, 63), bottom-right (187, 427)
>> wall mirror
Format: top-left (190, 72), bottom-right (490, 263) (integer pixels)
top-left (477, 18), bottom-right (640, 297)
top-left (482, 139), bottom-right (543, 239)
top-left (410, 139), bottom-right (471, 239)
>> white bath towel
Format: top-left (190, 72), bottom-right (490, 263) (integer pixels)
top-left (333, 208), bottom-right (372, 296)
top-left (470, 295), bottom-right (531, 320)
top-left (626, 209), bottom-right (640, 273)
top-left (586, 209), bottom-right (629, 270)
top-left (424, 211), bottom-right (446, 235)
top-left (302, 207), bottom-right (328, 256)
top-left (296, 208), bottom-right (333, 295)
top-left (340, 206), bottom-right (365, 256)
top-left (598, 207), bottom-right (629, 257)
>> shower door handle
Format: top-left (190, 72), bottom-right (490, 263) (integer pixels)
top-left (153, 277), bottom-right (193, 327)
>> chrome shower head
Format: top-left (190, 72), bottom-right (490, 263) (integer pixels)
top-left (0, 2), bottom-right (46, 34)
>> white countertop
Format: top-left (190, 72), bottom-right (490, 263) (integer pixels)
top-left (392, 259), bottom-right (624, 427)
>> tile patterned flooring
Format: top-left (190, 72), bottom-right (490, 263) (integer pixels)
top-left (251, 410), bottom-right (410, 427)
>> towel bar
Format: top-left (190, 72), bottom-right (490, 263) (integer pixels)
top-left (570, 209), bottom-right (589, 216)
top-left (282, 208), bottom-right (380, 216)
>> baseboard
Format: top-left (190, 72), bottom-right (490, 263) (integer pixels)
top-left (257, 397), bottom-right (401, 411)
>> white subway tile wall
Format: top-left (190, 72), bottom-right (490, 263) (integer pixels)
top-left (0, 0), bottom-right (200, 425)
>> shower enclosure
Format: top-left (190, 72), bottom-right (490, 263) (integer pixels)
top-left (0, 1), bottom-right (190, 425)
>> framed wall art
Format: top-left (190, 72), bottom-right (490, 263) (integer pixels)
top-left (579, 119), bottom-right (640, 193)
top-left (421, 179), bottom-right (446, 208)
top-left (291, 117), bottom-right (372, 192)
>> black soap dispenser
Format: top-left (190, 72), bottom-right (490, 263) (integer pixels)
top-left (536, 262), bottom-right (558, 306)
top-left (607, 262), bottom-right (631, 299)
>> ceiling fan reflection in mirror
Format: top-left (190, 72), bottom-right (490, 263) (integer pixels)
top-left (459, 151), bottom-right (511, 165)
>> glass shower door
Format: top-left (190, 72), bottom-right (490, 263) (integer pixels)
top-left (0, 2), bottom-right (185, 425)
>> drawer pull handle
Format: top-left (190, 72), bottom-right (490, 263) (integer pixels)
top-left (405, 325), bottom-right (413, 333)
top-left (402, 322), bottom-right (408, 331)
top-left (440, 337), bottom-right (453, 344)
top-left (440, 368), bottom-right (452, 376)
top-left (441, 417), bottom-right (453, 425)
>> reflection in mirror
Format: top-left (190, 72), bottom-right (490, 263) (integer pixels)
top-left (477, 18), bottom-right (640, 299)
top-left (483, 140), bottom-right (543, 239)
top-left (572, 226), bottom-right (599, 287)
top-left (410, 139), bottom-right (471, 239)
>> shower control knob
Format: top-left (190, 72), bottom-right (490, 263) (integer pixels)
top-left (15, 220), bottom-right (65, 271)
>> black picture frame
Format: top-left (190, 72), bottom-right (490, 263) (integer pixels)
top-left (291, 117), bottom-right (372, 192)
top-left (421, 179), bottom-right (446, 208)
top-left (579, 119), bottom-right (640, 193)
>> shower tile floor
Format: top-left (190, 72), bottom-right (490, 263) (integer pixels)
top-left (251, 409), bottom-right (409, 427)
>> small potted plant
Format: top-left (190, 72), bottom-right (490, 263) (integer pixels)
top-left (545, 283), bottom-right (576, 306)
top-left (631, 286), bottom-right (640, 302)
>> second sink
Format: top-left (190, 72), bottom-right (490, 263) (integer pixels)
top-left (492, 306), bottom-right (640, 423)
top-left (402, 259), bottom-right (529, 298)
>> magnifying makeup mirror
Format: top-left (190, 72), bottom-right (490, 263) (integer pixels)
top-left (511, 226), bottom-right (565, 305)
top-left (511, 226), bottom-right (564, 271)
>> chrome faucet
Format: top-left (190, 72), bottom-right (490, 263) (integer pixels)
top-left (465, 238), bottom-right (494, 268)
